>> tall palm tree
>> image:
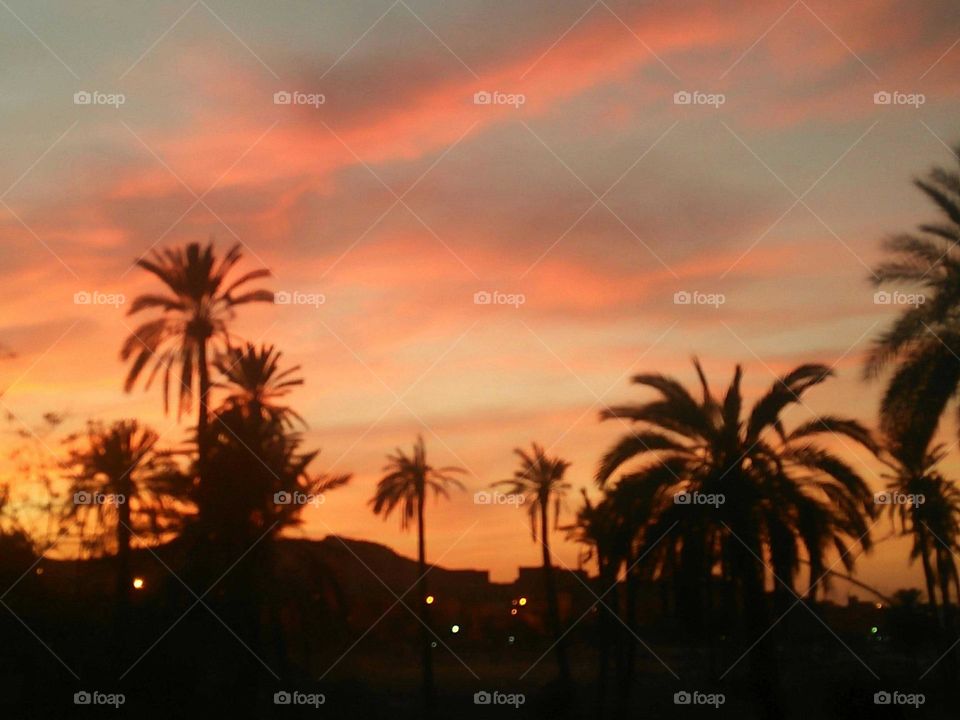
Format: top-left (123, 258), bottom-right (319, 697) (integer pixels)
top-left (596, 359), bottom-right (878, 718)
top-left (879, 437), bottom-right (950, 619)
top-left (64, 420), bottom-right (189, 605)
top-left (370, 436), bottom-right (464, 718)
top-left (879, 442), bottom-right (960, 674)
top-left (202, 342), bottom-right (348, 542)
top-left (120, 241), bottom-right (273, 495)
top-left (567, 489), bottom-right (631, 709)
top-left (865, 142), bottom-right (960, 451)
top-left (495, 443), bottom-right (573, 685)
top-left (929, 479), bottom-right (960, 612)
top-left (201, 346), bottom-right (348, 686)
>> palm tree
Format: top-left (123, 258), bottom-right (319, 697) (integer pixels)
top-left (929, 479), bottom-right (960, 611)
top-left (596, 359), bottom-right (878, 718)
top-left (200, 346), bottom-right (348, 685)
top-left (120, 241), bottom-right (273, 498)
top-left (202, 343), bottom-right (348, 542)
top-left (865, 142), bottom-right (960, 450)
top-left (494, 443), bottom-right (573, 685)
top-left (879, 437), bottom-right (950, 619)
top-left (584, 479), bottom-right (661, 701)
top-left (213, 342), bottom-right (304, 428)
top-left (64, 420), bottom-right (189, 605)
top-left (370, 436), bottom-right (464, 717)
top-left (567, 489), bottom-right (631, 709)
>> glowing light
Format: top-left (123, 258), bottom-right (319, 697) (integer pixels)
top-left (451, 625), bottom-right (460, 634)
top-left (425, 595), bottom-right (435, 605)
top-left (875, 603), bottom-right (883, 609)
top-left (132, 577), bottom-right (144, 590)
top-left (511, 609), bottom-right (518, 616)
top-left (518, 597), bottom-right (527, 606)
top-left (870, 626), bottom-right (878, 634)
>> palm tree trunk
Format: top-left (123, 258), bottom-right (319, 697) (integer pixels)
top-left (621, 565), bottom-right (639, 700)
top-left (113, 480), bottom-right (133, 670)
top-left (918, 527), bottom-right (941, 624)
top-left (615, 554), bottom-right (632, 707)
top-left (541, 504), bottom-right (571, 685)
top-left (740, 549), bottom-right (780, 719)
top-left (197, 339), bottom-right (210, 517)
top-left (936, 549), bottom-right (958, 681)
top-left (938, 558), bottom-right (952, 621)
top-left (417, 494), bottom-right (435, 717)
top-left (116, 490), bottom-right (132, 608)
top-left (596, 555), bottom-right (613, 717)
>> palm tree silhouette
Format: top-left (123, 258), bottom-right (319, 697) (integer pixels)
top-left (866, 142), bottom-right (960, 449)
top-left (370, 436), bottom-right (464, 717)
top-left (495, 443), bottom-right (573, 685)
top-left (568, 480), bottom-right (656, 701)
top-left (596, 359), bottom-right (878, 718)
top-left (214, 342), bottom-right (305, 428)
top-left (567, 488), bottom-right (631, 707)
top-left (120, 241), bottom-right (273, 499)
top-left (202, 342), bottom-right (348, 541)
top-left (879, 437), bottom-right (952, 620)
top-left (926, 477), bottom-right (960, 616)
top-left (64, 420), bottom-right (188, 605)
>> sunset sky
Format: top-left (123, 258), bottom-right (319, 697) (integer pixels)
top-left (2, 0), bottom-right (960, 595)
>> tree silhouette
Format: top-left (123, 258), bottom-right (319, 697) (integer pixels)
top-left (201, 343), bottom-right (348, 544)
top-left (197, 341), bottom-right (348, 697)
top-left (597, 359), bottom-right (878, 718)
top-left (214, 342), bottom-right (304, 428)
top-left (568, 480), bottom-right (658, 702)
top-left (495, 443), bottom-right (573, 686)
top-left (879, 437), bottom-right (951, 619)
top-left (120, 241), bottom-right (273, 507)
top-left (63, 420), bottom-right (190, 605)
top-left (866, 142), bottom-right (960, 452)
top-left (567, 488), bottom-right (632, 708)
top-left (370, 436), bottom-right (464, 718)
